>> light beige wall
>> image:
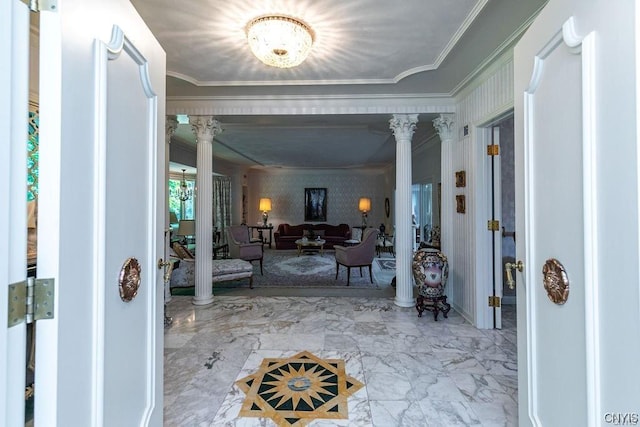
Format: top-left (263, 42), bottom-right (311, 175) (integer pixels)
top-left (246, 168), bottom-right (386, 229)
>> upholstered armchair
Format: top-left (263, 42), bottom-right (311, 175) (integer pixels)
top-left (376, 233), bottom-right (395, 257)
top-left (227, 225), bottom-right (264, 275)
top-left (412, 247), bottom-right (451, 321)
top-left (334, 228), bottom-right (378, 286)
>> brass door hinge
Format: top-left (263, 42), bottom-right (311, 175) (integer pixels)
top-left (8, 278), bottom-right (55, 328)
top-left (487, 144), bottom-right (500, 156)
top-left (487, 220), bottom-right (500, 231)
top-left (488, 296), bottom-right (501, 307)
top-left (20, 0), bottom-right (57, 12)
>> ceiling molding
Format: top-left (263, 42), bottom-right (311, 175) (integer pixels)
top-left (167, 94), bottom-right (456, 116)
top-left (450, 1), bottom-right (546, 98)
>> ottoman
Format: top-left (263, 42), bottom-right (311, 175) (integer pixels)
top-left (212, 258), bottom-right (254, 288)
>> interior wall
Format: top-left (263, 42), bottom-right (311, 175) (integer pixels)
top-left (246, 169), bottom-right (386, 229)
top-left (452, 54), bottom-right (515, 326)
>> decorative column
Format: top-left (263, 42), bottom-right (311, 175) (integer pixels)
top-left (433, 114), bottom-right (455, 256)
top-left (389, 114), bottom-right (419, 308)
top-left (189, 116), bottom-right (222, 305)
top-left (164, 115), bottom-right (178, 303)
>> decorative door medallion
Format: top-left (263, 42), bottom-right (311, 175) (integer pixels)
top-left (119, 257), bottom-right (141, 302)
top-left (542, 258), bottom-right (569, 305)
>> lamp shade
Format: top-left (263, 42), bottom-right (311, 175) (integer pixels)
top-left (169, 211), bottom-right (179, 224)
top-left (359, 197), bottom-right (371, 213)
top-left (259, 198), bottom-right (272, 212)
top-left (177, 219), bottom-right (195, 236)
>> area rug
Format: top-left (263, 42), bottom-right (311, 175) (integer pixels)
top-left (235, 350), bottom-right (364, 427)
top-left (220, 250), bottom-right (386, 289)
top-left (376, 258), bottom-right (396, 271)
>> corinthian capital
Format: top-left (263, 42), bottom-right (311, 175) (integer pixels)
top-left (433, 114), bottom-right (455, 141)
top-left (389, 114), bottom-right (419, 140)
top-left (165, 115), bottom-right (178, 144)
top-left (189, 116), bottom-right (222, 143)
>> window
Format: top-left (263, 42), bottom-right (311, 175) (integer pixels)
top-left (168, 178), bottom-right (195, 220)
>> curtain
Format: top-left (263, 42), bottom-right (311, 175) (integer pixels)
top-left (213, 176), bottom-right (232, 243)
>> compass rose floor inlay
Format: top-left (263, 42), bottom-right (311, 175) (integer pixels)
top-left (235, 351), bottom-right (364, 426)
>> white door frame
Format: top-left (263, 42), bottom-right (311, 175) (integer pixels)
top-left (1, 1), bottom-right (30, 425)
top-left (473, 109), bottom-right (512, 329)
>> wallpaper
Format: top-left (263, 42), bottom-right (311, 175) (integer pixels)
top-left (247, 170), bottom-right (387, 229)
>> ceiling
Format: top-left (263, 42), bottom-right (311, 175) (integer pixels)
top-left (130, 0), bottom-right (547, 171)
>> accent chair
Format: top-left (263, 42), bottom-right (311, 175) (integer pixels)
top-left (334, 228), bottom-right (378, 286)
top-left (227, 225), bottom-right (264, 275)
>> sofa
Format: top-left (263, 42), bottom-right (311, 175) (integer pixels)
top-left (274, 223), bottom-right (351, 249)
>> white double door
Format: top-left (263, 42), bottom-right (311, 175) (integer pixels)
top-left (1, 0), bottom-right (166, 425)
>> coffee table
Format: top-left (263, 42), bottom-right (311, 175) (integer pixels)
top-left (295, 238), bottom-right (326, 256)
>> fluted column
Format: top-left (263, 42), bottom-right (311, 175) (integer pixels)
top-left (433, 114), bottom-right (455, 254)
top-left (390, 114), bottom-right (419, 307)
top-left (433, 114), bottom-right (455, 301)
top-left (164, 115), bottom-right (178, 303)
top-left (189, 116), bottom-right (222, 305)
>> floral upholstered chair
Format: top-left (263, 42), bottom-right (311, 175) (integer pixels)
top-left (412, 247), bottom-right (451, 321)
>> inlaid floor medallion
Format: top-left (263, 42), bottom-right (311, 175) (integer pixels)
top-left (235, 350), bottom-right (364, 426)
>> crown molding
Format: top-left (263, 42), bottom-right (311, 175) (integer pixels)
top-left (167, 93), bottom-right (455, 116)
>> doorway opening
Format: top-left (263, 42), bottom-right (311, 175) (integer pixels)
top-left (480, 113), bottom-right (516, 330)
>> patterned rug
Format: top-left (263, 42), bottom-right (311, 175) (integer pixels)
top-left (376, 258), bottom-right (396, 271)
top-left (217, 250), bottom-right (387, 289)
top-left (235, 351), bottom-right (364, 426)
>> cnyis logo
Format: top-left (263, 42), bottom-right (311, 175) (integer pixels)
top-left (605, 413), bottom-right (639, 425)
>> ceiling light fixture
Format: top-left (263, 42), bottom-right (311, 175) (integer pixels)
top-left (246, 15), bottom-right (314, 68)
top-left (176, 169), bottom-right (193, 202)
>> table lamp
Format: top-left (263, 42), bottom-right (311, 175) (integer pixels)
top-left (259, 198), bottom-right (272, 226)
top-left (359, 197), bottom-right (371, 227)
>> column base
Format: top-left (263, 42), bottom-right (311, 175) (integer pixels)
top-left (192, 295), bottom-right (214, 306)
top-left (394, 295), bottom-right (415, 308)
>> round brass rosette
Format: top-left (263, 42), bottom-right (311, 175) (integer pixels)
top-left (119, 257), bottom-right (141, 302)
top-left (542, 258), bottom-right (569, 304)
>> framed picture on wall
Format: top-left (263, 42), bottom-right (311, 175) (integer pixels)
top-left (304, 188), bottom-right (327, 221)
top-left (456, 194), bottom-right (466, 214)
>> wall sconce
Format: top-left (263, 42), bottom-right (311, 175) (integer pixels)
top-left (359, 197), bottom-right (371, 227)
top-left (259, 198), bottom-right (272, 226)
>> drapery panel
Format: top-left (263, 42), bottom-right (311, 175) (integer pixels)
top-left (213, 176), bottom-right (232, 242)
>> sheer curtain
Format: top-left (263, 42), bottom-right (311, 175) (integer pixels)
top-left (213, 176), bottom-right (232, 242)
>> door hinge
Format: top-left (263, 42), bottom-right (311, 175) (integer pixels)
top-left (20, 0), bottom-right (57, 12)
top-left (488, 296), bottom-right (501, 307)
top-left (487, 144), bottom-right (500, 156)
top-left (8, 278), bottom-right (55, 328)
top-left (487, 220), bottom-right (500, 231)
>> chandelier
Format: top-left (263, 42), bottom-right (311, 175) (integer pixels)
top-left (246, 15), bottom-right (314, 68)
top-left (175, 169), bottom-right (193, 202)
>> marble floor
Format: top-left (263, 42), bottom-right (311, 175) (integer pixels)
top-left (164, 296), bottom-right (518, 426)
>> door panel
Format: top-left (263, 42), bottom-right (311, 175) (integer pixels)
top-left (515, 15), bottom-right (594, 427)
top-left (527, 37), bottom-right (587, 425)
top-left (37, 1), bottom-right (165, 425)
top-left (102, 30), bottom-right (160, 425)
